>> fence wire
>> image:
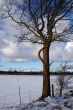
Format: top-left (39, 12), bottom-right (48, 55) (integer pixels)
top-left (0, 87), bottom-right (40, 109)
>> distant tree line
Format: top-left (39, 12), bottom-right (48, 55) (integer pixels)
top-left (0, 70), bottom-right (73, 75)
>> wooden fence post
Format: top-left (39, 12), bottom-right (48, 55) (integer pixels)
top-left (52, 84), bottom-right (54, 97)
top-left (19, 86), bottom-right (21, 105)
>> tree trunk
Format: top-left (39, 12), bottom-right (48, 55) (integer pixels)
top-left (42, 45), bottom-right (51, 98)
top-left (60, 87), bottom-right (63, 97)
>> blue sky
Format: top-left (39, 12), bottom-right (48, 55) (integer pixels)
top-left (0, 0), bottom-right (73, 71)
top-left (0, 61), bottom-right (43, 71)
top-left (0, 16), bottom-right (73, 71)
top-left (0, 18), bottom-right (43, 71)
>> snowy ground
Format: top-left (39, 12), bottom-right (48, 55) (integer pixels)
top-left (0, 75), bottom-right (43, 109)
top-left (2, 96), bottom-right (73, 110)
top-left (0, 75), bottom-right (73, 110)
top-left (20, 96), bottom-right (73, 110)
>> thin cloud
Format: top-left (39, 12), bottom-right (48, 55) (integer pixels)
top-left (0, 13), bottom-right (73, 63)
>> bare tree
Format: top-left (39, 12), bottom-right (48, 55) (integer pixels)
top-left (57, 62), bottom-right (72, 97)
top-left (0, 0), bottom-right (73, 98)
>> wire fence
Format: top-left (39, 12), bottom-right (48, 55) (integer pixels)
top-left (0, 86), bottom-right (40, 109)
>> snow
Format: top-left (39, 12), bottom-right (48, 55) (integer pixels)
top-left (0, 75), bottom-right (43, 108)
top-left (2, 96), bottom-right (73, 110)
top-left (0, 75), bottom-right (73, 110)
top-left (20, 96), bottom-right (73, 110)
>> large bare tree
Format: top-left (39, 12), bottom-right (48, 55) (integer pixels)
top-left (0, 0), bottom-right (73, 99)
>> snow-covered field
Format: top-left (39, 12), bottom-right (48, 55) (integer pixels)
top-left (0, 75), bottom-right (43, 108)
top-left (0, 75), bottom-right (73, 110)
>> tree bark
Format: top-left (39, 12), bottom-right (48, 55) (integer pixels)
top-left (59, 86), bottom-right (63, 96)
top-left (41, 45), bottom-right (51, 98)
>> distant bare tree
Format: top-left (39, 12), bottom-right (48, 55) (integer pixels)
top-left (57, 62), bottom-right (72, 96)
top-left (0, 0), bottom-right (73, 98)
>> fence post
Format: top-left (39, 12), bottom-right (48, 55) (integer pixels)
top-left (52, 84), bottom-right (54, 97)
top-left (19, 86), bottom-right (21, 105)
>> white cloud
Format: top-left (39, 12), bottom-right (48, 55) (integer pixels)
top-left (2, 47), bottom-right (14, 55)
top-left (2, 41), bottom-right (16, 56)
top-left (50, 42), bottom-right (73, 62)
top-left (0, 0), bottom-right (4, 4)
top-left (0, 10), bottom-right (73, 64)
top-left (65, 42), bottom-right (73, 52)
top-left (1, 37), bottom-right (41, 62)
top-left (50, 42), bottom-right (64, 61)
top-left (55, 20), bottom-right (70, 33)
